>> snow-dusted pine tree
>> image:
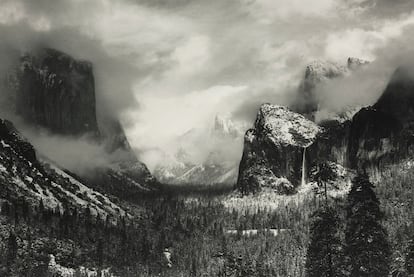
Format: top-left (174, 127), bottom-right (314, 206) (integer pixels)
top-left (344, 173), bottom-right (390, 277)
top-left (305, 206), bottom-right (345, 277)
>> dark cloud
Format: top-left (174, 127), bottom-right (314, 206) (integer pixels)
top-left (1, 0), bottom-right (414, 172)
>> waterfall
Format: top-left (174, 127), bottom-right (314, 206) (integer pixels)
top-left (301, 147), bottom-right (307, 186)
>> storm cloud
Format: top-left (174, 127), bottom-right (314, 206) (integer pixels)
top-left (1, 0), bottom-right (414, 172)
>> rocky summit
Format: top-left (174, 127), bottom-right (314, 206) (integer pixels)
top-left (237, 104), bottom-right (321, 194)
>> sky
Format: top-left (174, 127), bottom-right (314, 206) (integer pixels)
top-left (1, 0), bottom-right (414, 171)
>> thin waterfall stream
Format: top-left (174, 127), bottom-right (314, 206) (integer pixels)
top-left (301, 147), bottom-right (307, 186)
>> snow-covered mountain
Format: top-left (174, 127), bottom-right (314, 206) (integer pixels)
top-left (0, 119), bottom-right (126, 222)
top-left (154, 114), bottom-right (248, 185)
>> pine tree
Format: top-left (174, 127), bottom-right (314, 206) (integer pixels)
top-left (255, 249), bottom-right (266, 277)
top-left (314, 162), bottom-right (337, 206)
top-left (305, 206), bottom-right (345, 277)
top-left (344, 173), bottom-right (390, 277)
top-left (6, 232), bottom-right (18, 275)
top-left (406, 238), bottom-right (414, 275)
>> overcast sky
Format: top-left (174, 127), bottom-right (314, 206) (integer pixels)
top-left (1, 0), bottom-right (414, 169)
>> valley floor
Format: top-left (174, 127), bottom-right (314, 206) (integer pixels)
top-left (1, 160), bottom-right (414, 276)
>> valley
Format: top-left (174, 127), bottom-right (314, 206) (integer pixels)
top-left (0, 47), bottom-right (413, 276)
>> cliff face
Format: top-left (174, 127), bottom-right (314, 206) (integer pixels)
top-left (309, 65), bottom-right (414, 175)
top-left (348, 66), bottom-right (414, 172)
top-left (237, 104), bottom-right (321, 194)
top-left (10, 48), bottom-right (99, 136)
top-left (5, 48), bottom-right (157, 196)
top-left (308, 119), bottom-right (351, 167)
top-left (238, 62), bottom-right (414, 195)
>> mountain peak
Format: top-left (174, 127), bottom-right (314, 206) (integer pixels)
top-left (211, 114), bottom-right (245, 138)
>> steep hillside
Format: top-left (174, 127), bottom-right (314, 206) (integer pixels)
top-left (0, 119), bottom-right (126, 220)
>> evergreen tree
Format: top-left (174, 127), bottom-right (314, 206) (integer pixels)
top-left (406, 238), bottom-right (414, 275)
top-left (255, 249), bottom-right (266, 277)
top-left (6, 232), bottom-right (18, 275)
top-left (314, 162), bottom-right (337, 206)
top-left (344, 173), bottom-right (390, 277)
top-left (305, 206), bottom-right (345, 277)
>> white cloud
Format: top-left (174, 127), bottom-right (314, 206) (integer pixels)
top-left (2, 0), bottom-right (414, 173)
top-left (128, 85), bottom-right (248, 150)
top-left (325, 12), bottom-right (414, 61)
top-left (0, 1), bottom-right (25, 24)
top-left (172, 35), bottom-right (210, 75)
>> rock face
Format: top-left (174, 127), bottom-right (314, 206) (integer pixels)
top-left (348, 66), bottom-right (414, 172)
top-left (237, 104), bottom-right (321, 194)
top-left (9, 48), bottom-right (99, 136)
top-left (238, 61), bottom-right (414, 195)
top-left (5, 48), bottom-right (157, 197)
top-left (308, 118), bottom-right (351, 167)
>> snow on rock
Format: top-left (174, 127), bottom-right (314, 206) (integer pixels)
top-left (237, 104), bottom-right (321, 194)
top-left (0, 119), bottom-right (126, 222)
top-left (257, 104), bottom-right (321, 147)
top-left (49, 163), bottom-right (127, 218)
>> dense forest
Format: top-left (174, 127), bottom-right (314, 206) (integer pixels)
top-left (1, 159), bottom-right (414, 276)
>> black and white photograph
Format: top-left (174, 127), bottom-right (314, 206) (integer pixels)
top-left (0, 0), bottom-right (413, 276)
